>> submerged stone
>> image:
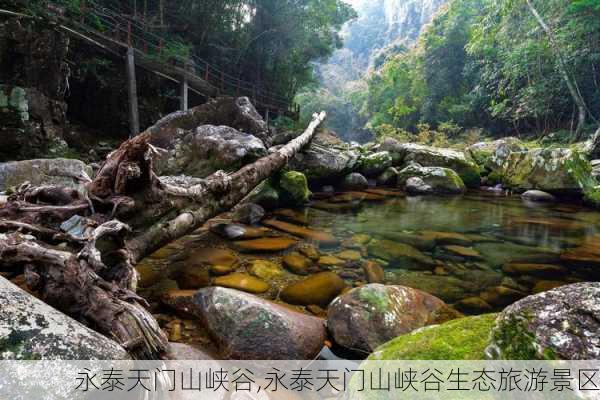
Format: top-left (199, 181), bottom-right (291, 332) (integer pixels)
top-left (186, 247), bottom-right (240, 268)
top-left (233, 237), bottom-right (297, 253)
top-left (368, 239), bottom-right (435, 269)
top-left (336, 250), bottom-right (362, 261)
top-left (209, 223), bottom-right (268, 240)
top-left (442, 245), bottom-right (483, 260)
top-left (248, 260), bottom-right (283, 280)
top-left (503, 263), bottom-right (568, 278)
top-left (362, 261), bottom-right (385, 283)
top-left (328, 284), bottom-right (461, 354)
top-left (479, 286), bottom-right (527, 307)
top-left (273, 208), bottom-right (309, 225)
top-left (262, 219), bottom-right (339, 246)
top-left (370, 314), bottom-right (499, 360)
top-left (232, 203), bottom-right (265, 225)
top-left (213, 273), bottom-right (270, 294)
top-left (521, 190), bottom-right (556, 203)
top-left (282, 252), bottom-right (313, 275)
top-left (194, 287), bottom-right (326, 359)
top-left (318, 255), bottom-right (345, 267)
top-left (455, 297), bottom-right (493, 314)
top-left (298, 244), bottom-right (320, 260)
top-left (280, 272), bottom-right (346, 307)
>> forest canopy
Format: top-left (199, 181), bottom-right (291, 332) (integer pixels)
top-left (300, 0), bottom-right (600, 143)
top-left (6, 0), bottom-right (356, 102)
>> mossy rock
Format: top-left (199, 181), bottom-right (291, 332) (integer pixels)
top-left (359, 151), bottom-right (393, 177)
top-left (278, 171), bottom-right (310, 205)
top-left (369, 313), bottom-right (498, 360)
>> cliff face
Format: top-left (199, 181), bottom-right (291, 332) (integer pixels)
top-left (383, 0), bottom-right (447, 44)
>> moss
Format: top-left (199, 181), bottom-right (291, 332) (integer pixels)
top-left (369, 314), bottom-right (498, 360)
top-left (490, 313), bottom-right (557, 360)
top-left (564, 150), bottom-right (600, 208)
top-left (445, 169), bottom-right (466, 190)
top-left (278, 171), bottom-right (310, 205)
top-left (357, 287), bottom-right (389, 314)
top-left (0, 331), bottom-right (42, 360)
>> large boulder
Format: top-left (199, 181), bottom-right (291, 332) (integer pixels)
top-left (467, 137), bottom-right (523, 169)
top-left (369, 314), bottom-right (498, 360)
top-left (359, 151), bottom-right (393, 177)
top-left (290, 130), bottom-right (360, 181)
top-left (381, 139), bottom-right (480, 187)
top-left (0, 277), bottom-right (129, 359)
top-left (193, 287), bottom-right (326, 359)
top-left (397, 163), bottom-right (466, 195)
top-left (327, 284), bottom-right (460, 354)
top-left (488, 147), bottom-right (592, 194)
top-left (341, 172), bottom-right (369, 191)
top-left (155, 125), bottom-right (267, 177)
top-left (488, 282), bottom-right (600, 360)
top-left (0, 158), bottom-right (92, 193)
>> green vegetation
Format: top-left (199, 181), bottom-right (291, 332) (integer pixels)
top-left (369, 314), bottom-right (498, 360)
top-left (302, 0), bottom-right (600, 143)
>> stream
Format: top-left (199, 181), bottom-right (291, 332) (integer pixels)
top-left (136, 189), bottom-right (600, 356)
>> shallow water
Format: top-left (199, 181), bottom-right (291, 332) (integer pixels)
top-left (137, 190), bottom-right (600, 346)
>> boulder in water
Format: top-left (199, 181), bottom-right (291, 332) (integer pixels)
top-left (398, 163), bottom-right (466, 195)
top-left (232, 203), bottom-right (265, 225)
top-left (341, 172), bottom-right (368, 191)
top-left (368, 239), bottom-right (436, 268)
top-left (359, 151), bottom-right (393, 177)
top-left (381, 140), bottom-right (481, 187)
top-left (327, 284), bottom-right (461, 354)
top-left (0, 277), bottom-right (129, 359)
top-left (278, 171), bottom-right (310, 205)
top-left (245, 180), bottom-right (280, 210)
top-left (488, 282), bottom-right (600, 360)
top-left (521, 190), bottom-right (556, 203)
top-left (193, 287), bottom-right (326, 359)
top-left (467, 138), bottom-right (524, 169)
top-left (376, 167), bottom-right (399, 186)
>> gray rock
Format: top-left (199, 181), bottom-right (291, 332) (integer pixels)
top-left (359, 151), bottom-right (393, 177)
top-left (232, 203), bottom-right (265, 225)
top-left (488, 282), bottom-right (600, 360)
top-left (468, 138), bottom-right (524, 169)
top-left (381, 139), bottom-right (481, 187)
top-left (245, 180), bottom-right (280, 210)
top-left (0, 277), bottom-right (130, 360)
top-left (156, 125), bottom-right (267, 178)
top-left (341, 173), bottom-right (368, 191)
top-left (376, 167), bottom-right (399, 186)
top-left (0, 158), bottom-right (92, 193)
top-left (327, 284), bottom-right (460, 354)
top-left (290, 131), bottom-right (359, 181)
top-left (193, 287), bottom-right (326, 359)
top-left (398, 163), bottom-right (466, 195)
top-left (521, 190), bottom-right (556, 203)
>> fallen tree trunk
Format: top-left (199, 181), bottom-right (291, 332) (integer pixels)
top-left (0, 109), bottom-right (326, 359)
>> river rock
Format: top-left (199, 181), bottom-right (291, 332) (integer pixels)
top-left (488, 282), bottom-right (600, 360)
top-left (362, 261), bottom-right (385, 283)
top-left (234, 237), bottom-right (297, 253)
top-left (245, 180), bottom-right (280, 209)
top-left (178, 264), bottom-right (211, 290)
top-left (232, 203), bottom-right (265, 225)
top-left (155, 125), bottom-right (267, 178)
top-left (278, 171), bottom-right (310, 205)
top-left (359, 151), bottom-right (393, 177)
top-left (248, 260), bottom-right (283, 280)
top-left (479, 285), bottom-right (527, 307)
top-left (336, 250), bottom-right (362, 261)
top-left (341, 172), bottom-right (368, 191)
top-left (280, 272), bottom-right (346, 307)
top-left (327, 284), bottom-right (460, 354)
top-left (381, 139), bottom-right (481, 187)
top-left (0, 158), bottom-right (92, 193)
top-left (488, 147), bottom-right (591, 194)
top-left (262, 219), bottom-right (339, 246)
top-left (368, 239), bottom-right (435, 269)
top-left (521, 190), bottom-right (556, 203)
top-left (398, 163), bottom-right (466, 195)
top-left (0, 277), bottom-right (129, 359)
top-left (376, 167), bottom-right (399, 186)
top-left (442, 245), bottom-right (483, 260)
top-left (193, 287), bottom-right (326, 359)
top-left (282, 252), bottom-right (312, 275)
top-left (503, 263), bottom-right (568, 278)
top-left (213, 273), bottom-right (269, 294)
top-left (209, 223), bottom-right (267, 240)
top-left (455, 296), bottom-right (493, 314)
top-left (467, 137), bottom-right (524, 168)
top-left (186, 247), bottom-right (240, 268)
top-left (290, 130), bottom-right (360, 181)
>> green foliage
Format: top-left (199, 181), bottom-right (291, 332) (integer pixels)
top-left (356, 0), bottom-right (600, 141)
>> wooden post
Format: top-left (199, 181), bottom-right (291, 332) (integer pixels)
top-left (180, 61), bottom-right (189, 111)
top-left (126, 47), bottom-right (140, 137)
